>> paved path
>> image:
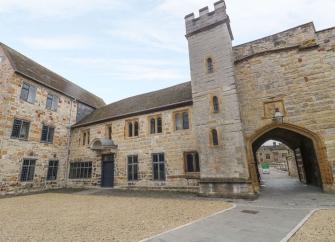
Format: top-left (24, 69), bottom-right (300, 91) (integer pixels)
top-left (144, 169), bottom-right (335, 242)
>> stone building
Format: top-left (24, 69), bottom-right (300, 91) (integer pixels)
top-left (0, 43), bottom-right (105, 194)
top-left (1, 1), bottom-right (334, 197)
top-left (256, 142), bottom-right (298, 177)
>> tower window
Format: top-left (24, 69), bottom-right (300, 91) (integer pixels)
top-left (211, 129), bottom-right (219, 146)
top-left (207, 58), bottom-right (214, 73)
top-left (213, 96), bottom-right (219, 113)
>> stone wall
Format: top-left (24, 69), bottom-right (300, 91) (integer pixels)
top-left (0, 47), bottom-right (77, 194)
top-left (235, 25), bottom-right (335, 189)
top-left (68, 106), bottom-right (199, 190)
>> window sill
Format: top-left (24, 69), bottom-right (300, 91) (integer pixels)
top-left (11, 137), bottom-right (29, 141)
top-left (185, 173), bottom-right (200, 179)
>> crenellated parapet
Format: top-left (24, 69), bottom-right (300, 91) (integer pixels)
top-left (185, 0), bottom-right (233, 40)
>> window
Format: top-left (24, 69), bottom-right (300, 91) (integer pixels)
top-left (82, 130), bottom-right (90, 146)
top-left (127, 155), bottom-right (138, 181)
top-left (47, 160), bottom-right (59, 181)
top-left (69, 162), bottom-right (92, 179)
top-left (40, 125), bottom-right (55, 144)
top-left (266, 154), bottom-right (271, 159)
top-left (213, 96), bottom-right (219, 113)
top-left (127, 120), bottom-right (139, 137)
top-left (20, 159), bottom-right (36, 182)
top-left (211, 129), bottom-right (219, 146)
top-left (20, 82), bottom-right (37, 103)
top-left (184, 152), bottom-right (200, 173)
top-left (175, 111), bottom-right (189, 130)
top-left (152, 153), bottom-right (165, 181)
top-left (107, 125), bottom-right (112, 139)
top-left (282, 153), bottom-right (287, 158)
top-left (11, 119), bottom-right (30, 140)
top-left (150, 116), bottom-right (162, 134)
top-left (207, 58), bottom-right (214, 73)
top-left (46, 94), bottom-right (59, 111)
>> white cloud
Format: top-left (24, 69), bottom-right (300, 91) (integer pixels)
top-left (21, 36), bottom-right (93, 50)
top-left (64, 57), bottom-right (185, 82)
top-left (0, 0), bottom-right (122, 17)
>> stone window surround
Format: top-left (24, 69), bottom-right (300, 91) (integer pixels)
top-left (205, 56), bottom-right (214, 74)
top-left (183, 151), bottom-right (200, 178)
top-left (81, 129), bottom-right (90, 146)
top-left (45, 93), bottom-right (59, 112)
top-left (148, 114), bottom-right (163, 135)
top-left (40, 124), bottom-right (55, 144)
top-left (105, 123), bottom-right (113, 140)
top-left (209, 93), bottom-right (221, 113)
top-left (19, 81), bottom-right (37, 104)
top-left (209, 127), bottom-right (221, 147)
top-left (127, 155), bottom-right (139, 182)
top-left (173, 109), bottom-right (191, 131)
top-left (152, 153), bottom-right (166, 181)
top-left (20, 158), bottom-right (36, 183)
top-left (46, 160), bottom-right (59, 181)
top-left (10, 117), bottom-right (31, 141)
top-left (125, 119), bottom-right (139, 138)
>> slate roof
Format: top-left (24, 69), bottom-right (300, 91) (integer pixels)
top-left (0, 42), bottom-right (105, 108)
top-left (73, 81), bottom-right (193, 127)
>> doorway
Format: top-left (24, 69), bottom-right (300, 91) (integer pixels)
top-left (101, 154), bottom-right (115, 187)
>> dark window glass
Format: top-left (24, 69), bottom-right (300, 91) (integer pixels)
top-left (212, 129), bottom-right (219, 146)
top-left (20, 83), bottom-right (30, 101)
top-left (152, 153), bottom-right (165, 181)
top-left (213, 96), bottom-right (219, 113)
top-left (69, 162), bottom-right (92, 179)
top-left (207, 58), bottom-right (214, 73)
top-left (108, 126), bottom-right (112, 139)
top-left (127, 155), bottom-right (139, 181)
top-left (128, 122), bottom-right (133, 137)
top-left (150, 118), bottom-right (156, 134)
top-left (87, 131), bottom-right (90, 144)
top-left (83, 132), bottom-right (86, 145)
top-left (11, 119), bottom-right (30, 140)
top-left (185, 152), bottom-right (200, 173)
top-left (134, 121), bottom-right (139, 136)
top-left (20, 83), bottom-right (36, 103)
top-left (46, 94), bottom-right (53, 109)
top-left (182, 112), bottom-right (189, 129)
top-left (40, 125), bottom-right (55, 144)
top-left (47, 160), bottom-right (58, 181)
top-left (20, 159), bottom-right (36, 182)
top-left (157, 117), bottom-right (162, 133)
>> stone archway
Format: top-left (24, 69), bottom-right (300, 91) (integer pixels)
top-left (246, 123), bottom-right (334, 193)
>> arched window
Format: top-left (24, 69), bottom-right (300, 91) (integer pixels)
top-left (128, 122), bottom-right (133, 137)
top-left (134, 121), bottom-right (139, 136)
top-left (211, 129), bottom-right (219, 146)
top-left (207, 58), bottom-right (214, 73)
top-left (213, 96), bottom-right (219, 113)
top-left (157, 117), bottom-right (162, 133)
top-left (150, 118), bottom-right (156, 134)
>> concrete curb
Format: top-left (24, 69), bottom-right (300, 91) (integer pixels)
top-left (138, 203), bottom-right (237, 242)
top-left (280, 208), bottom-right (320, 242)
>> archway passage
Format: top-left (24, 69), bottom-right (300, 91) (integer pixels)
top-left (247, 124), bottom-right (334, 193)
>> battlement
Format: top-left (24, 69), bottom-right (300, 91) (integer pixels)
top-left (185, 0), bottom-right (233, 40)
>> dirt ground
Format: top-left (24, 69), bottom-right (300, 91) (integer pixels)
top-left (0, 190), bottom-right (231, 242)
top-left (289, 209), bottom-right (335, 242)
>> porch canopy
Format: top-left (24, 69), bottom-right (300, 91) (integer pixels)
top-left (90, 138), bottom-right (118, 151)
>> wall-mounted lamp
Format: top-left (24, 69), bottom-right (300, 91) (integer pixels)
top-left (273, 108), bottom-right (284, 124)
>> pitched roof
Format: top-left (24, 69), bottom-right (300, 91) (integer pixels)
top-left (73, 81), bottom-right (193, 127)
top-left (0, 42), bottom-right (105, 108)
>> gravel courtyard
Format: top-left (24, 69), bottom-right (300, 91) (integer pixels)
top-left (289, 209), bottom-right (335, 242)
top-left (0, 190), bottom-right (231, 242)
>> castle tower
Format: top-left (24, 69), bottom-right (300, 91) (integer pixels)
top-left (185, 1), bottom-right (254, 197)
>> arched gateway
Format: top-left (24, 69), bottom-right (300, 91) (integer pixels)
top-left (246, 123), bottom-right (334, 193)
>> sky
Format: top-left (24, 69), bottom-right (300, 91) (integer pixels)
top-left (1, 0), bottom-right (334, 104)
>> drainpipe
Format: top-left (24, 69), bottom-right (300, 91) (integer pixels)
top-left (64, 99), bottom-right (76, 187)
